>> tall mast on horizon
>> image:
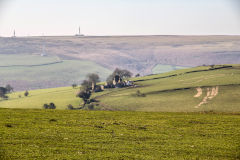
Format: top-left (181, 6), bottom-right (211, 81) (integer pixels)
top-left (75, 26), bottom-right (84, 36)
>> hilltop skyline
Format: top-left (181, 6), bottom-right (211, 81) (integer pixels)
top-left (0, 0), bottom-right (240, 36)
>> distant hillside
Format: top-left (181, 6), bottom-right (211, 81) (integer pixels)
top-left (1, 65), bottom-right (240, 113)
top-left (0, 54), bottom-right (111, 91)
top-left (1, 35), bottom-right (240, 74)
top-left (0, 35), bottom-right (240, 90)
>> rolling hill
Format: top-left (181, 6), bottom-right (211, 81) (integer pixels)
top-left (93, 65), bottom-right (240, 112)
top-left (1, 35), bottom-right (240, 90)
top-left (1, 65), bottom-right (240, 159)
top-left (0, 54), bottom-right (111, 91)
top-left (1, 64), bottom-right (240, 113)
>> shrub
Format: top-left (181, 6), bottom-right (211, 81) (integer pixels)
top-left (76, 89), bottom-right (91, 107)
top-left (135, 73), bottom-right (140, 77)
top-left (24, 91), bottom-right (29, 97)
top-left (0, 87), bottom-right (7, 99)
top-left (67, 104), bottom-right (74, 110)
top-left (43, 104), bottom-right (49, 109)
top-left (210, 65), bottom-right (215, 69)
top-left (72, 84), bottom-right (77, 88)
top-left (5, 124), bottom-right (12, 128)
top-left (87, 104), bottom-right (94, 110)
top-left (89, 99), bottom-right (98, 103)
top-left (136, 90), bottom-right (146, 97)
top-left (43, 103), bottom-right (56, 109)
top-left (3, 95), bottom-right (8, 100)
top-left (49, 119), bottom-right (57, 122)
top-left (49, 103), bottom-right (56, 109)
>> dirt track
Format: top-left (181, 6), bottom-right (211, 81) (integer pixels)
top-left (194, 88), bottom-right (202, 97)
top-left (194, 86), bottom-right (219, 108)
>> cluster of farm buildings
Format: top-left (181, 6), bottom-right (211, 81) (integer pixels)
top-left (92, 75), bottom-right (134, 92)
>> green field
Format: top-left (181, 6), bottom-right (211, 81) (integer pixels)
top-left (0, 54), bottom-right (111, 91)
top-left (152, 64), bottom-right (188, 74)
top-left (1, 65), bottom-right (240, 159)
top-left (0, 54), bottom-right (60, 66)
top-left (93, 65), bottom-right (240, 112)
top-left (1, 109), bottom-right (240, 159)
top-left (0, 87), bottom-right (80, 109)
top-left (1, 65), bottom-right (239, 112)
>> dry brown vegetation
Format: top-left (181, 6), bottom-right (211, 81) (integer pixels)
top-left (1, 35), bottom-right (240, 75)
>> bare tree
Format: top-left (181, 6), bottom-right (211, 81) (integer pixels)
top-left (87, 73), bottom-right (100, 85)
top-left (5, 84), bottom-right (13, 93)
top-left (106, 68), bottom-right (133, 82)
top-left (106, 74), bottom-right (114, 85)
top-left (81, 80), bottom-right (92, 90)
top-left (121, 69), bottom-right (133, 79)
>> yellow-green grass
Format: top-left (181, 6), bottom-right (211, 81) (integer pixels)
top-left (95, 65), bottom-right (240, 112)
top-left (1, 109), bottom-right (240, 160)
top-left (0, 87), bottom-right (81, 110)
top-left (97, 85), bottom-right (240, 112)
top-left (152, 64), bottom-right (188, 74)
top-left (133, 65), bottom-right (231, 81)
top-left (1, 65), bottom-right (240, 112)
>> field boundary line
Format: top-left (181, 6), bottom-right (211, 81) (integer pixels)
top-left (134, 65), bottom-right (233, 83)
top-left (0, 60), bottom-right (63, 68)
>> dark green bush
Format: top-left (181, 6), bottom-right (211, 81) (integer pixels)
top-left (67, 104), bottom-right (74, 110)
top-left (43, 103), bottom-right (56, 109)
top-left (87, 104), bottom-right (94, 110)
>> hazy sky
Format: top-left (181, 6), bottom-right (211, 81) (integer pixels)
top-left (0, 0), bottom-right (240, 36)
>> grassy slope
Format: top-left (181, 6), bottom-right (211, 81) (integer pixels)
top-left (0, 54), bottom-right (111, 90)
top-left (0, 87), bottom-right (81, 109)
top-left (94, 65), bottom-right (240, 112)
top-left (152, 64), bottom-right (188, 74)
top-left (1, 109), bottom-right (240, 160)
top-left (1, 65), bottom-right (240, 159)
top-left (0, 54), bottom-right (60, 66)
top-left (0, 65), bottom-right (240, 112)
